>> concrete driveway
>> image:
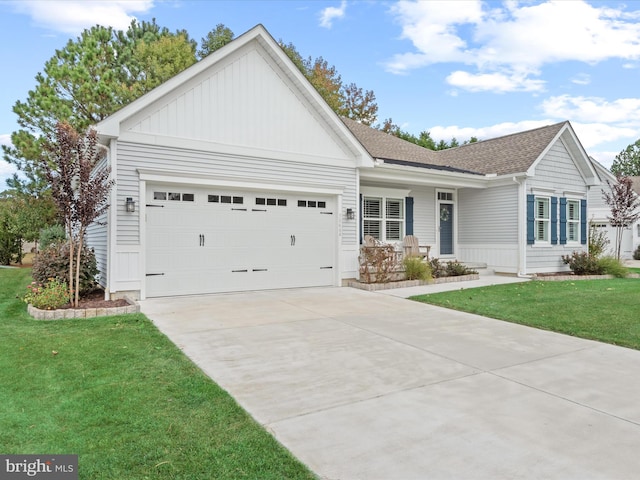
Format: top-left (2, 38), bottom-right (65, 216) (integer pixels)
top-left (140, 286), bottom-right (640, 479)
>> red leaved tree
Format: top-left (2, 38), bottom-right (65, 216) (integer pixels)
top-left (39, 122), bottom-right (113, 307)
top-left (603, 175), bottom-right (640, 260)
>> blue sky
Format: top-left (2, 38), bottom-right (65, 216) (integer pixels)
top-left (2, 0), bottom-right (640, 189)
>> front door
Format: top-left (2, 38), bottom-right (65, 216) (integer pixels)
top-left (437, 190), bottom-right (455, 257)
top-left (439, 203), bottom-right (454, 255)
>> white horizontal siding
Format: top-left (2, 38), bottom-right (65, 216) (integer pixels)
top-left (458, 185), bottom-right (518, 244)
top-left (458, 244), bottom-right (519, 272)
top-left (529, 141), bottom-right (587, 193)
top-left (85, 155), bottom-right (110, 287)
top-left (115, 141), bottom-right (357, 246)
top-left (122, 43), bottom-right (352, 162)
top-left (85, 212), bottom-right (108, 287)
top-left (411, 186), bottom-right (437, 245)
top-left (527, 139), bottom-right (589, 272)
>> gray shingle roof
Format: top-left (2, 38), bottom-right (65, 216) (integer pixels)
top-left (342, 117), bottom-right (568, 176)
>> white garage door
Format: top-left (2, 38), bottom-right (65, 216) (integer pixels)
top-left (145, 185), bottom-right (336, 297)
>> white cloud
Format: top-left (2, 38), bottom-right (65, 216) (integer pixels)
top-left (569, 122), bottom-right (638, 149)
top-left (571, 73), bottom-right (591, 85)
top-left (446, 70), bottom-right (545, 93)
top-left (541, 95), bottom-right (640, 124)
top-left (589, 150), bottom-right (619, 170)
top-left (386, 0), bottom-right (640, 92)
top-left (10, 0), bottom-right (154, 34)
top-left (319, 1), bottom-right (347, 29)
top-left (427, 120), bottom-right (553, 143)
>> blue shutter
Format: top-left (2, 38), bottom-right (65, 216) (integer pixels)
top-left (526, 194), bottom-right (535, 245)
top-left (580, 199), bottom-right (587, 245)
top-left (559, 198), bottom-right (567, 245)
top-left (551, 197), bottom-right (558, 244)
top-left (405, 197), bottom-right (414, 236)
top-left (359, 194), bottom-right (363, 244)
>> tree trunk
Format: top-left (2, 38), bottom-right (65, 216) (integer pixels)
top-left (74, 230), bottom-right (85, 308)
top-left (67, 224), bottom-right (75, 305)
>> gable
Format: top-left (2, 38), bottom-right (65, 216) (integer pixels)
top-left (528, 138), bottom-right (589, 192)
top-left (97, 25), bottom-right (372, 168)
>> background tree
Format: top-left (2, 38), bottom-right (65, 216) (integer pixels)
top-left (377, 119), bottom-right (477, 150)
top-left (611, 139), bottom-right (640, 176)
top-left (342, 83), bottom-right (378, 126)
top-left (0, 189), bottom-right (57, 256)
top-left (602, 176), bottom-right (640, 259)
top-left (0, 197), bottom-right (22, 265)
top-left (3, 20), bottom-right (197, 192)
top-left (198, 24), bottom-right (234, 59)
top-left (39, 122), bottom-right (113, 307)
top-left (279, 41), bottom-right (378, 124)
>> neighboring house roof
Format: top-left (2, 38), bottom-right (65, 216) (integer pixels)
top-left (342, 118), bottom-right (574, 177)
top-left (630, 176), bottom-right (640, 196)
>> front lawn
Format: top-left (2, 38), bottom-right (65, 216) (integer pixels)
top-left (0, 268), bottom-right (315, 479)
top-left (412, 278), bottom-right (640, 350)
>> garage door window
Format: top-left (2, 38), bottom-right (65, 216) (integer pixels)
top-left (208, 195), bottom-right (243, 204)
top-left (257, 197), bottom-right (287, 206)
top-left (154, 191), bottom-right (194, 202)
top-left (298, 200), bottom-right (326, 208)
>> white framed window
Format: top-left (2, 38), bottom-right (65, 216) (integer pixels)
top-left (567, 200), bottom-right (580, 242)
top-left (363, 196), bottom-right (404, 242)
top-left (535, 197), bottom-right (550, 242)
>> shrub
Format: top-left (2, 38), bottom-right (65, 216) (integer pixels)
top-left (359, 241), bottom-right (399, 284)
top-left (428, 258), bottom-right (477, 278)
top-left (561, 251), bottom-right (603, 275)
top-left (32, 241), bottom-right (98, 295)
top-left (23, 278), bottom-right (70, 310)
top-left (445, 260), bottom-right (478, 277)
top-left (428, 257), bottom-right (446, 278)
top-left (39, 224), bottom-right (66, 250)
top-left (402, 256), bottom-right (432, 281)
top-left (634, 245), bottom-right (640, 261)
top-left (588, 223), bottom-right (610, 258)
top-left (597, 256), bottom-right (628, 278)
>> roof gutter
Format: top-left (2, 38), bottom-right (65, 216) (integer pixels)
top-left (363, 160), bottom-right (491, 189)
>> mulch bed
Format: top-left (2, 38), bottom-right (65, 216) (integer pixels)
top-left (57, 290), bottom-right (129, 309)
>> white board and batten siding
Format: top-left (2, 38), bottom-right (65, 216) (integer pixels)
top-left (458, 184), bottom-right (519, 272)
top-left (526, 140), bottom-right (589, 272)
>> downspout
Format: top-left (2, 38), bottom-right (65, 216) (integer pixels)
top-left (102, 141), bottom-right (112, 300)
top-left (513, 176), bottom-right (533, 278)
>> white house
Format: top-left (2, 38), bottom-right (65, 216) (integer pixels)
top-left (88, 24), bottom-right (601, 300)
top-left (587, 161), bottom-right (638, 259)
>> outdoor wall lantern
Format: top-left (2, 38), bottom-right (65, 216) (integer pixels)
top-left (346, 208), bottom-right (355, 220)
top-left (125, 197), bottom-right (136, 213)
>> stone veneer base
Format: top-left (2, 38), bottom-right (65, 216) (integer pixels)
top-left (28, 297), bottom-right (139, 320)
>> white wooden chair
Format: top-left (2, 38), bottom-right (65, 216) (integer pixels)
top-left (403, 235), bottom-right (430, 260)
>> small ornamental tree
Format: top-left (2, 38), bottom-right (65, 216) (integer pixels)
top-left (39, 122), bottom-right (113, 307)
top-left (602, 176), bottom-right (640, 260)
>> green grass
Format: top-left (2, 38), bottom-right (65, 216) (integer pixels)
top-left (628, 267), bottom-right (640, 274)
top-left (412, 278), bottom-right (640, 350)
top-left (0, 268), bottom-right (315, 480)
